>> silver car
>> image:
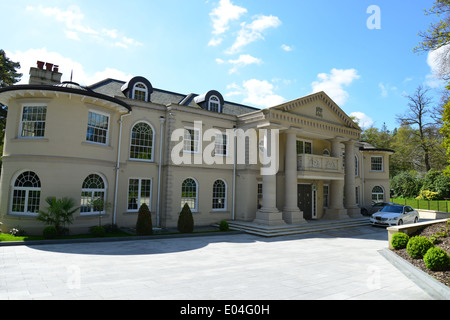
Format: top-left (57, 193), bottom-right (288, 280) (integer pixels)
top-left (361, 202), bottom-right (397, 216)
top-left (370, 205), bottom-right (420, 227)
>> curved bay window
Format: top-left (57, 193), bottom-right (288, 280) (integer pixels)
top-left (130, 122), bottom-right (154, 161)
top-left (212, 179), bottom-right (227, 210)
top-left (181, 178), bottom-right (198, 211)
top-left (81, 174), bottom-right (107, 214)
top-left (372, 186), bottom-right (385, 203)
top-left (11, 171), bottom-right (41, 215)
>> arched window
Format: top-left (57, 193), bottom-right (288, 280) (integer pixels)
top-left (11, 171), bottom-right (41, 215)
top-left (181, 178), bottom-right (198, 211)
top-left (133, 83), bottom-right (148, 102)
top-left (81, 174), bottom-right (107, 214)
top-left (372, 186), bottom-right (384, 203)
top-left (130, 122), bottom-right (154, 161)
top-left (212, 179), bottom-right (227, 210)
top-left (208, 95), bottom-right (220, 112)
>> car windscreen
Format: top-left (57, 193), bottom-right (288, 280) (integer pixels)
top-left (380, 206), bottom-right (403, 213)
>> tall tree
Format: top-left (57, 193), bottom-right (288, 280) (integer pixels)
top-left (414, 1), bottom-right (450, 174)
top-left (0, 49), bottom-right (22, 121)
top-left (390, 125), bottom-right (421, 176)
top-left (0, 50), bottom-right (22, 171)
top-left (414, 0), bottom-right (450, 79)
top-left (397, 86), bottom-right (435, 172)
top-left (414, 1), bottom-right (450, 51)
top-left (360, 123), bottom-right (393, 149)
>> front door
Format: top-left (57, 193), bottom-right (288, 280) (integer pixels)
top-left (298, 184), bottom-right (312, 219)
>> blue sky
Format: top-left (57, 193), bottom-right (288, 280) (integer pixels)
top-left (1, 0), bottom-right (444, 131)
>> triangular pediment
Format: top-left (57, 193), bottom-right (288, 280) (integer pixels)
top-left (271, 91), bottom-right (361, 130)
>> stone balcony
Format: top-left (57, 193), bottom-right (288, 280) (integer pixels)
top-left (297, 154), bottom-right (344, 179)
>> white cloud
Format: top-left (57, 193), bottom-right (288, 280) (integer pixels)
top-left (208, 0), bottom-right (247, 46)
top-left (227, 54), bottom-right (262, 74)
top-left (64, 30), bottom-right (81, 41)
top-left (378, 82), bottom-right (397, 98)
top-left (226, 79), bottom-right (285, 108)
top-left (102, 28), bottom-right (118, 39)
top-left (34, 5), bottom-right (98, 35)
top-left (27, 5), bottom-right (142, 49)
top-left (378, 83), bottom-right (388, 98)
top-left (226, 15), bottom-right (281, 54)
top-left (311, 68), bottom-right (360, 105)
top-left (426, 44), bottom-right (450, 88)
top-left (349, 112), bottom-right (374, 129)
top-left (115, 36), bottom-right (144, 49)
top-left (6, 48), bottom-right (132, 86)
top-left (90, 68), bottom-right (133, 85)
top-left (281, 44), bottom-right (292, 52)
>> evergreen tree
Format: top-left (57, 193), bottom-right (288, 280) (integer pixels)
top-left (136, 203), bottom-right (153, 235)
top-left (0, 50), bottom-right (22, 172)
top-left (178, 203), bottom-right (194, 233)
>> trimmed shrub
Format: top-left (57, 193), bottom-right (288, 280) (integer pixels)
top-left (219, 220), bottom-right (229, 232)
top-left (423, 247), bottom-right (450, 271)
top-left (406, 236), bottom-right (434, 259)
top-left (178, 203), bottom-right (194, 233)
top-left (136, 203), bottom-right (153, 236)
top-left (90, 226), bottom-right (106, 237)
top-left (43, 226), bottom-right (58, 239)
top-left (391, 232), bottom-right (409, 250)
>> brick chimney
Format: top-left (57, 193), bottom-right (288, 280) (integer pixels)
top-left (29, 61), bottom-right (62, 85)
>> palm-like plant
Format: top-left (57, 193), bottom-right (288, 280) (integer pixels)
top-left (37, 197), bottom-right (79, 235)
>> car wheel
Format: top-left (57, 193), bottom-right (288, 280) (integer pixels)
top-left (414, 217), bottom-right (418, 223)
top-left (361, 208), bottom-right (368, 216)
top-left (397, 219), bottom-right (403, 226)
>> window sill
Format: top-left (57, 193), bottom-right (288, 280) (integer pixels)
top-left (11, 138), bottom-right (49, 143)
top-left (77, 213), bottom-right (108, 219)
top-left (7, 213), bottom-right (38, 219)
top-left (128, 158), bottom-right (154, 163)
top-left (81, 141), bottom-right (113, 150)
top-left (210, 210), bottom-right (229, 214)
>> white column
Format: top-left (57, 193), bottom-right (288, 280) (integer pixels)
top-left (283, 130), bottom-right (305, 224)
top-left (324, 138), bottom-right (349, 220)
top-left (253, 129), bottom-right (286, 226)
top-left (344, 140), bottom-right (360, 217)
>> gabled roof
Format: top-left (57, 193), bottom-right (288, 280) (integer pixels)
top-left (271, 91), bottom-right (361, 131)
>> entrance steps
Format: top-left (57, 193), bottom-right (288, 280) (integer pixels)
top-left (216, 217), bottom-right (371, 237)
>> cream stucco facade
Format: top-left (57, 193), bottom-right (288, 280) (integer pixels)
top-left (0, 63), bottom-right (393, 235)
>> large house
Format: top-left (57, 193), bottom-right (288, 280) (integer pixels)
top-left (0, 62), bottom-right (393, 234)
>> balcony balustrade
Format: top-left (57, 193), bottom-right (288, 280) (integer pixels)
top-left (297, 154), bottom-right (343, 173)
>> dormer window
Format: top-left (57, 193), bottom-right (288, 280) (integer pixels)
top-left (209, 96), bottom-right (220, 112)
top-left (133, 83), bottom-right (148, 101)
top-left (121, 76), bottom-right (153, 102)
top-left (193, 90), bottom-right (224, 113)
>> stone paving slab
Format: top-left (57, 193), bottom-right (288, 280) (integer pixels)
top-left (0, 225), bottom-right (436, 301)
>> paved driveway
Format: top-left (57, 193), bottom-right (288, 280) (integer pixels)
top-left (0, 225), bottom-right (434, 300)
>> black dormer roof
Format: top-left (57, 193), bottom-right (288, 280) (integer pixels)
top-left (120, 76), bottom-right (153, 102)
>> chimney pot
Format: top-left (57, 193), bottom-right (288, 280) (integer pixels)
top-left (37, 61), bottom-right (45, 69)
top-left (45, 63), bottom-right (53, 71)
top-left (53, 65), bottom-right (59, 72)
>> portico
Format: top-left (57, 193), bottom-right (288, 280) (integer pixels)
top-left (238, 91), bottom-right (364, 227)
